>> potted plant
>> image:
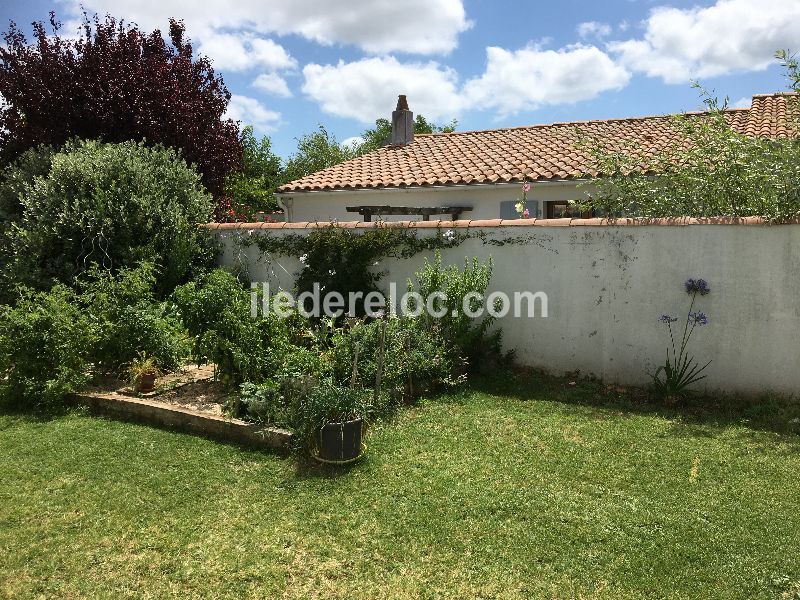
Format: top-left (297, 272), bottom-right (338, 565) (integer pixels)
top-left (127, 352), bottom-right (161, 394)
top-left (290, 380), bottom-right (371, 462)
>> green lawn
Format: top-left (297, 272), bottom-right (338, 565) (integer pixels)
top-left (2, 372), bottom-right (800, 599)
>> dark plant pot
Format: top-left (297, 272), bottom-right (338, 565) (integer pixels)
top-left (137, 371), bottom-right (157, 394)
top-left (318, 418), bottom-right (363, 461)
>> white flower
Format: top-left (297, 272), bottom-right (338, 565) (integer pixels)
top-left (299, 254), bottom-right (308, 265)
top-left (443, 229), bottom-right (456, 242)
top-left (328, 269), bottom-right (336, 276)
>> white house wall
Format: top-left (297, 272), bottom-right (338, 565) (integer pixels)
top-left (279, 181), bottom-right (594, 223)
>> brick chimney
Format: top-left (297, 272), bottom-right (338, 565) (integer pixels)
top-left (390, 95), bottom-right (414, 146)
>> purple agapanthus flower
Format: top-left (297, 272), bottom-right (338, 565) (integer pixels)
top-left (689, 312), bottom-right (708, 326)
top-left (685, 278), bottom-right (711, 295)
top-left (659, 314), bottom-right (678, 324)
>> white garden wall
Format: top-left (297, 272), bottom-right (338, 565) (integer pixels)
top-left (212, 219), bottom-right (800, 396)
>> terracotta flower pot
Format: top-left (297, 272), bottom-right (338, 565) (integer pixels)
top-left (137, 371), bottom-right (157, 394)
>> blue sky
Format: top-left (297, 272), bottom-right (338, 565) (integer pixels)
top-left (1, 0), bottom-right (796, 158)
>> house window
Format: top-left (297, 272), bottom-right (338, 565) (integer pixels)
top-left (545, 201), bottom-right (591, 219)
top-left (500, 200), bottom-right (540, 219)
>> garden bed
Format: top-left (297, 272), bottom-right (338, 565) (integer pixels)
top-left (71, 364), bottom-right (292, 449)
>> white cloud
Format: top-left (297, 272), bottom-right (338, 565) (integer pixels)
top-left (463, 45), bottom-right (630, 115)
top-left (577, 21), bottom-right (612, 40)
top-left (302, 57), bottom-right (464, 123)
top-left (342, 136), bottom-right (365, 149)
top-left (731, 96), bottom-right (752, 109)
top-left (225, 95), bottom-right (281, 132)
top-left (62, 0), bottom-right (470, 55)
top-left (608, 0), bottom-right (800, 83)
top-left (197, 34), bottom-right (296, 72)
top-left (252, 73), bottom-right (293, 98)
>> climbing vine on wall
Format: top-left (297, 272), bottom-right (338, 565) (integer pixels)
top-left (231, 224), bottom-right (548, 315)
top-left (235, 226), bottom-right (466, 314)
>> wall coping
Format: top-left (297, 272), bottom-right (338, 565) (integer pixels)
top-left (202, 216), bottom-right (800, 230)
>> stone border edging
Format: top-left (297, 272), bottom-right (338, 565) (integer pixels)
top-left (202, 216), bottom-right (799, 230)
top-left (70, 392), bottom-right (292, 450)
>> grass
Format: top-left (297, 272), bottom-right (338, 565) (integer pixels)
top-left (1, 371), bottom-right (800, 599)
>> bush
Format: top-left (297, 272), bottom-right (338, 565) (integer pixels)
top-left (0, 284), bottom-right (98, 406)
top-left (407, 251), bottom-right (503, 371)
top-left (173, 269), bottom-right (263, 382)
top-left (78, 264), bottom-right (190, 373)
top-left (3, 139), bottom-right (215, 297)
top-left (583, 88), bottom-right (800, 221)
top-left (172, 269), bottom-right (248, 353)
top-left (239, 380), bottom-right (285, 424)
top-left (0, 264), bottom-right (193, 407)
top-left (172, 269), bottom-right (325, 385)
top-left (0, 146), bottom-right (55, 302)
top-left (330, 317), bottom-right (457, 402)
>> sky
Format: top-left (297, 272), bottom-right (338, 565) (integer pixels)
top-left (1, 0), bottom-right (798, 159)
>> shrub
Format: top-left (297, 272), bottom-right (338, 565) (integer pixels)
top-left (583, 87), bottom-right (800, 221)
top-left (0, 146), bottom-right (56, 302)
top-left (172, 269), bottom-right (325, 385)
top-left (78, 264), bottom-right (190, 373)
top-left (239, 380), bottom-right (285, 424)
top-left (172, 269), bottom-right (249, 353)
top-left (407, 251), bottom-right (502, 371)
top-left (0, 284), bottom-right (98, 406)
top-left (4, 139), bottom-right (215, 297)
top-left (173, 269), bottom-right (262, 382)
top-left (329, 317), bottom-right (457, 402)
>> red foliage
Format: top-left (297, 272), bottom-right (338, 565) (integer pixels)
top-left (0, 12), bottom-right (243, 200)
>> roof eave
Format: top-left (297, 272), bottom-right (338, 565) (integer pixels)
top-left (277, 177), bottom-right (593, 196)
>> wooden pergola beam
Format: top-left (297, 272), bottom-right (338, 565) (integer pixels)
top-left (345, 205), bottom-right (473, 222)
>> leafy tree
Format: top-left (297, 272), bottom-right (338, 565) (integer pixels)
top-left (1, 139), bottom-right (215, 299)
top-left (279, 115), bottom-right (458, 186)
top-left (225, 126), bottom-right (283, 216)
top-left (282, 125), bottom-right (357, 184)
top-left (358, 115), bottom-right (457, 154)
top-left (0, 13), bottom-right (242, 200)
top-left (776, 49), bottom-right (800, 92)
top-left (582, 84), bottom-right (800, 222)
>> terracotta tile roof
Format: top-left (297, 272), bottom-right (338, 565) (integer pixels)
top-left (279, 93), bottom-right (798, 193)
